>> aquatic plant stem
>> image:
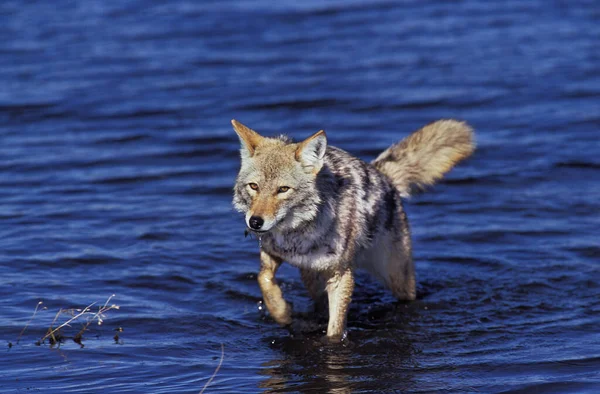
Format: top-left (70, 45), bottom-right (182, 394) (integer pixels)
top-left (199, 343), bottom-right (224, 394)
top-left (16, 301), bottom-right (44, 345)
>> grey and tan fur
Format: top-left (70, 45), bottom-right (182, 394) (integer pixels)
top-left (232, 119), bottom-right (474, 341)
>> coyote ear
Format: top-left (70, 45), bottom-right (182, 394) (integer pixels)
top-left (295, 130), bottom-right (327, 173)
top-left (231, 119), bottom-right (263, 157)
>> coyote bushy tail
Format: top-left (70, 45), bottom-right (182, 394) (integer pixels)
top-left (372, 119), bottom-right (475, 197)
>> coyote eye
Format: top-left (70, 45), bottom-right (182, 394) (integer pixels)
top-left (249, 183), bottom-right (259, 190)
top-left (278, 186), bottom-right (290, 193)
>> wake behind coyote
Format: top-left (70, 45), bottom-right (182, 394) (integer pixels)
top-left (232, 119), bottom-right (474, 341)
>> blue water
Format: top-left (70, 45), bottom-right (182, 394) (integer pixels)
top-left (1, 1), bottom-right (599, 393)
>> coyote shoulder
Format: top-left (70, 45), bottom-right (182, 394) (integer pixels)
top-left (232, 119), bottom-right (474, 341)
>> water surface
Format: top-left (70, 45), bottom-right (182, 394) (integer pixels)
top-left (1, 0), bottom-right (599, 393)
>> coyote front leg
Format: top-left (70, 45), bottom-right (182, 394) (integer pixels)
top-left (258, 250), bottom-right (292, 326)
top-left (325, 268), bottom-right (354, 340)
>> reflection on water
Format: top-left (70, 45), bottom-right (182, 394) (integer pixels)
top-left (260, 339), bottom-right (357, 394)
top-left (260, 297), bottom-right (422, 393)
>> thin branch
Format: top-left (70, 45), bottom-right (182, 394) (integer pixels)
top-left (17, 301), bottom-right (43, 344)
top-left (199, 343), bottom-right (224, 394)
top-left (41, 302), bottom-right (96, 343)
top-left (74, 296), bottom-right (119, 346)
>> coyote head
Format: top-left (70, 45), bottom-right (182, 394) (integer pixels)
top-left (231, 120), bottom-right (327, 233)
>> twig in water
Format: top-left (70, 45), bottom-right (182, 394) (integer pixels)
top-left (41, 302), bottom-right (96, 345)
top-left (39, 294), bottom-right (120, 347)
top-left (17, 301), bottom-right (44, 345)
top-left (74, 294), bottom-right (119, 347)
top-left (199, 343), bottom-right (224, 394)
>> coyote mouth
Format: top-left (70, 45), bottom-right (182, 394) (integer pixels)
top-left (245, 228), bottom-right (268, 237)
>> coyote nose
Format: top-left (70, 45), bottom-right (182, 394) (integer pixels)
top-left (249, 216), bottom-right (264, 230)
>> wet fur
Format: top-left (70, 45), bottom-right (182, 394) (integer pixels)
top-left (232, 119), bottom-right (474, 341)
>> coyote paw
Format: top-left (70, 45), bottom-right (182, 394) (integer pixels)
top-left (320, 331), bottom-right (352, 346)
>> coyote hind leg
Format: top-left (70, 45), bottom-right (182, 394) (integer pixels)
top-left (362, 231), bottom-right (416, 301)
top-left (387, 248), bottom-right (416, 301)
top-left (300, 268), bottom-right (327, 313)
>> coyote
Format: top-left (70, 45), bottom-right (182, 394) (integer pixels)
top-left (232, 119), bottom-right (474, 341)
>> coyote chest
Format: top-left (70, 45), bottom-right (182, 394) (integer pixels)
top-left (260, 230), bottom-right (342, 271)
